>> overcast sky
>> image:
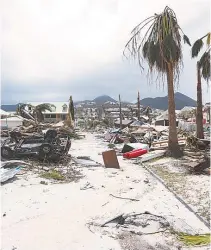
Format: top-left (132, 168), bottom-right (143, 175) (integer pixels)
top-left (1, 0), bottom-right (210, 104)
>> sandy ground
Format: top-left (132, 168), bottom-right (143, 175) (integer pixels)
top-left (1, 133), bottom-right (210, 250)
top-left (146, 157), bottom-right (210, 223)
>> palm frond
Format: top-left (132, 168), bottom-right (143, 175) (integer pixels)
top-left (183, 35), bottom-right (191, 46)
top-left (124, 6), bottom-right (189, 84)
top-left (192, 39), bottom-right (204, 58)
top-left (199, 50), bottom-right (211, 82)
top-left (207, 32), bottom-right (211, 46)
top-left (36, 103), bottom-right (55, 112)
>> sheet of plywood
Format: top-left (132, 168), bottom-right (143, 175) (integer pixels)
top-left (102, 150), bottom-right (120, 169)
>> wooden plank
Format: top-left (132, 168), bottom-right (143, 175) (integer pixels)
top-left (102, 150), bottom-right (120, 169)
top-left (152, 138), bottom-right (186, 146)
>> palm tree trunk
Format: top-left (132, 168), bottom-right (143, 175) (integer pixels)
top-left (196, 62), bottom-right (204, 139)
top-left (167, 64), bottom-right (181, 156)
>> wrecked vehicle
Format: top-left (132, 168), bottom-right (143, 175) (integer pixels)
top-left (1, 129), bottom-right (71, 161)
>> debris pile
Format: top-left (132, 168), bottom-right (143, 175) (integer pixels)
top-left (92, 123), bottom-right (210, 174)
top-left (1, 120), bottom-right (85, 184)
top-left (1, 156), bottom-right (83, 184)
top-left (0, 119), bottom-right (84, 162)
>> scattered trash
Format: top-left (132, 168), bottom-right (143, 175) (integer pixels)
top-left (40, 180), bottom-right (48, 185)
top-left (80, 182), bottom-right (94, 190)
top-left (99, 211), bottom-right (170, 231)
top-left (143, 178), bottom-right (149, 184)
top-left (102, 150), bottom-right (120, 169)
top-left (1, 160), bottom-right (32, 168)
top-left (0, 167), bottom-right (22, 183)
top-left (109, 194), bottom-right (140, 202)
top-left (73, 157), bottom-right (101, 167)
top-left (140, 150), bottom-right (166, 163)
top-left (123, 149), bottom-right (148, 159)
top-left (121, 144), bottom-right (134, 153)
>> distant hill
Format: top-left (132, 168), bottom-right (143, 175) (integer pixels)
top-left (141, 92), bottom-right (196, 110)
top-left (92, 95), bottom-right (117, 105)
top-left (1, 92), bottom-right (196, 111)
top-left (1, 104), bottom-right (18, 112)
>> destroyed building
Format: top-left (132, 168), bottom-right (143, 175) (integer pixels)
top-left (26, 102), bottom-right (69, 122)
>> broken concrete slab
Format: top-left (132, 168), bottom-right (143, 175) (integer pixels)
top-left (140, 150), bottom-right (166, 163)
top-left (72, 158), bottom-right (101, 167)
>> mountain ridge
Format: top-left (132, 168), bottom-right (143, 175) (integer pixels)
top-left (141, 92), bottom-right (196, 110)
top-left (1, 92), bottom-right (197, 111)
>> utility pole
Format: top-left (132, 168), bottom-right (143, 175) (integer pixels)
top-left (119, 94), bottom-right (122, 129)
top-left (137, 91), bottom-right (141, 121)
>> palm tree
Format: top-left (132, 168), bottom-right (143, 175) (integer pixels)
top-left (191, 32), bottom-right (211, 139)
top-left (68, 96), bottom-right (75, 121)
top-left (32, 103), bottom-right (55, 122)
top-left (66, 96), bottom-right (75, 127)
top-left (124, 6), bottom-right (191, 156)
top-left (17, 103), bottom-right (55, 122)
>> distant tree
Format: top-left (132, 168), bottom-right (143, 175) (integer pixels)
top-left (68, 96), bottom-right (75, 121)
top-left (33, 103), bottom-right (55, 122)
top-left (137, 91), bottom-right (141, 121)
top-left (17, 103), bottom-right (55, 122)
top-left (192, 32), bottom-right (211, 138)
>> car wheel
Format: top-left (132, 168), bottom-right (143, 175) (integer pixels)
top-left (45, 129), bottom-right (57, 139)
top-left (1, 147), bottom-right (13, 159)
top-left (39, 143), bottom-right (52, 160)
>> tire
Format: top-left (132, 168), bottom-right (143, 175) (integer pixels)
top-left (39, 143), bottom-right (52, 160)
top-left (1, 147), bottom-right (13, 159)
top-left (49, 154), bottom-right (61, 162)
top-left (45, 129), bottom-right (57, 139)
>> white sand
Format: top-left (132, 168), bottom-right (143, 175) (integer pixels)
top-left (1, 133), bottom-right (210, 250)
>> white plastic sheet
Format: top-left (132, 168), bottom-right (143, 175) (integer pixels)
top-left (0, 167), bottom-right (21, 183)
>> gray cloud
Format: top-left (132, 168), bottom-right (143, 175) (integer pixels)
top-left (2, 0), bottom-right (210, 104)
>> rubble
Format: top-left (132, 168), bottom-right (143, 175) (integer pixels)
top-left (1, 129), bottom-right (72, 162)
top-left (102, 150), bottom-right (120, 169)
top-left (0, 118), bottom-right (85, 185)
top-left (72, 157), bottom-right (101, 167)
top-left (1, 167), bottom-right (22, 183)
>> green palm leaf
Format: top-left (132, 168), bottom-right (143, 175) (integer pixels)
top-left (192, 39), bottom-right (204, 58)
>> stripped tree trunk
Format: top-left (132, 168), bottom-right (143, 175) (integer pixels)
top-left (196, 62), bottom-right (204, 139)
top-left (67, 96), bottom-right (73, 128)
top-left (167, 64), bottom-right (181, 156)
top-left (119, 94), bottom-right (122, 129)
top-left (208, 107), bottom-right (211, 124)
top-left (137, 91), bottom-right (141, 121)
